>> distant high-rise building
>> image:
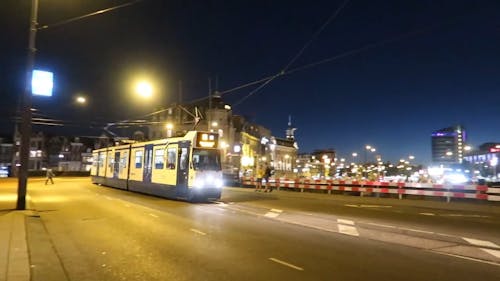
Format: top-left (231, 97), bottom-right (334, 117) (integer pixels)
top-left (431, 125), bottom-right (466, 164)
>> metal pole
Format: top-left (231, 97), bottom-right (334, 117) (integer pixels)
top-left (17, 0), bottom-right (39, 210)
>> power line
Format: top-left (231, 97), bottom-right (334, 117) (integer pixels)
top-left (231, 0), bottom-right (352, 107)
top-left (38, 0), bottom-right (145, 31)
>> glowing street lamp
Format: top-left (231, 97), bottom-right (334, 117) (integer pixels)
top-left (75, 96), bottom-right (86, 104)
top-left (165, 123), bottom-right (173, 137)
top-left (135, 81), bottom-right (153, 99)
top-left (364, 145), bottom-right (376, 163)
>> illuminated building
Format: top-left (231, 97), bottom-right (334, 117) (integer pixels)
top-left (431, 125), bottom-right (466, 164)
top-left (147, 96), bottom-right (298, 182)
top-left (463, 143), bottom-right (500, 179)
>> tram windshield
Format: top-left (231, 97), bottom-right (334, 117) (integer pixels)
top-left (192, 149), bottom-right (221, 171)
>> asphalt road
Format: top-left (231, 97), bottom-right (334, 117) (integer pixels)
top-left (3, 177), bottom-right (500, 280)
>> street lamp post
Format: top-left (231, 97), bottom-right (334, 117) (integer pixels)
top-left (17, 0), bottom-right (39, 210)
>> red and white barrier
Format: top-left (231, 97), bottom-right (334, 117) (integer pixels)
top-left (240, 177), bottom-right (500, 202)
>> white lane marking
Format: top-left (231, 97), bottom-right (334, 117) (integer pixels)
top-left (463, 237), bottom-right (500, 249)
top-left (149, 213), bottom-right (158, 218)
top-left (345, 204), bottom-right (392, 208)
top-left (366, 222), bottom-right (397, 229)
top-left (265, 208), bottom-right (283, 218)
top-left (124, 204), bottom-right (131, 208)
top-left (419, 213), bottom-right (435, 216)
top-left (430, 251), bottom-right (500, 267)
top-left (269, 258), bottom-right (304, 271)
top-left (443, 214), bottom-right (490, 218)
top-left (265, 212), bottom-right (280, 218)
top-left (337, 219), bottom-right (354, 225)
top-left (190, 228), bottom-right (206, 236)
top-left (104, 196), bottom-right (113, 200)
top-left (481, 248), bottom-right (500, 259)
top-left (338, 224), bottom-right (359, 236)
top-left (215, 202), bottom-right (228, 206)
top-left (399, 227), bottom-right (435, 235)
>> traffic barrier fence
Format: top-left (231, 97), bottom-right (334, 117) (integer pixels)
top-left (241, 177), bottom-right (500, 202)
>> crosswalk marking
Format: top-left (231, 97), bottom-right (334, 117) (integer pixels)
top-left (338, 224), bottom-right (359, 236)
top-left (337, 219), bottom-right (354, 225)
top-left (463, 237), bottom-right (500, 249)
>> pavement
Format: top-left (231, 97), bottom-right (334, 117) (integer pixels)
top-left (0, 177), bottom-right (68, 281)
top-left (1, 177), bottom-right (499, 281)
top-left (0, 203), bottom-right (31, 281)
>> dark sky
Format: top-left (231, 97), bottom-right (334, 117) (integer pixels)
top-left (1, 0), bottom-right (500, 164)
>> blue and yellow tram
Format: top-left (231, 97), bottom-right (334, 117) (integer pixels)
top-left (90, 131), bottom-right (223, 202)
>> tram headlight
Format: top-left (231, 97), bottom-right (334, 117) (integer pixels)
top-left (194, 178), bottom-right (205, 188)
top-left (194, 175), bottom-right (224, 188)
top-left (215, 179), bottom-right (223, 188)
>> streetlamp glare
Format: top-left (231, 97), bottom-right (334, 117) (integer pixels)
top-left (76, 96), bottom-right (86, 104)
top-left (135, 81), bottom-right (153, 98)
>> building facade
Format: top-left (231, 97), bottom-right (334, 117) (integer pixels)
top-left (463, 143), bottom-right (500, 180)
top-left (146, 96), bottom-right (299, 182)
top-left (431, 125), bottom-right (466, 164)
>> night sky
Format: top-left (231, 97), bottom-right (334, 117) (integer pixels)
top-left (1, 0), bottom-right (500, 165)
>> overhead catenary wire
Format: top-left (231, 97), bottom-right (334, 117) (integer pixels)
top-left (231, 0), bottom-right (352, 107)
top-left (37, 0), bottom-right (145, 31)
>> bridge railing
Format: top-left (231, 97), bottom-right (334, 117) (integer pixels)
top-left (240, 177), bottom-right (500, 202)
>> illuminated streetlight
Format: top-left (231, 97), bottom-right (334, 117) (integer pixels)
top-left (165, 123), bottom-right (173, 137)
top-left (135, 81), bottom-right (153, 99)
top-left (364, 145), bottom-right (376, 163)
top-left (75, 96), bottom-right (86, 104)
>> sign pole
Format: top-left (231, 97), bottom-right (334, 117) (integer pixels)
top-left (17, 0), bottom-right (39, 210)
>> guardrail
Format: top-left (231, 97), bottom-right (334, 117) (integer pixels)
top-left (241, 177), bottom-right (500, 202)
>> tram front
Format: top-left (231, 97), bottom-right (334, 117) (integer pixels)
top-left (188, 132), bottom-right (223, 201)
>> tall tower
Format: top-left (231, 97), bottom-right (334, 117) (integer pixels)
top-left (431, 125), bottom-right (466, 164)
top-left (286, 115), bottom-right (297, 141)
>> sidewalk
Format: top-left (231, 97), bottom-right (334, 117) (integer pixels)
top-left (1, 177), bottom-right (31, 281)
top-left (0, 209), bottom-right (30, 281)
top-left (1, 178), bottom-right (69, 281)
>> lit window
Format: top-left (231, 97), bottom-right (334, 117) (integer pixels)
top-left (135, 151), bottom-right (143, 168)
top-left (167, 148), bottom-right (176, 169)
top-left (154, 149), bottom-right (164, 169)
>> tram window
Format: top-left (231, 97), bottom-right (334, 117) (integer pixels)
top-left (120, 152), bottom-right (128, 170)
top-left (154, 149), bottom-right (164, 169)
top-left (180, 148), bottom-right (188, 170)
top-left (98, 154), bottom-right (106, 168)
top-left (135, 150), bottom-right (143, 168)
top-left (108, 153), bottom-right (113, 172)
top-left (167, 148), bottom-right (176, 169)
top-left (192, 149), bottom-right (221, 171)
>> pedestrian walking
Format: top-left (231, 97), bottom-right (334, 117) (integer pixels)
top-left (263, 164), bottom-right (273, 192)
top-left (255, 165), bottom-right (265, 192)
top-left (45, 169), bottom-right (55, 185)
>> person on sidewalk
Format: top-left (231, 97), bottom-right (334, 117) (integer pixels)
top-left (45, 169), bottom-right (55, 185)
top-left (255, 164), bottom-right (265, 192)
top-left (263, 164), bottom-right (273, 192)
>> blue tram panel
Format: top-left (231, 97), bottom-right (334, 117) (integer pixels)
top-left (90, 131), bottom-right (223, 202)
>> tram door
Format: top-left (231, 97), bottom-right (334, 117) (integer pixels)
top-left (176, 141), bottom-right (190, 194)
top-left (113, 152), bottom-right (120, 178)
top-left (143, 145), bottom-right (153, 183)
